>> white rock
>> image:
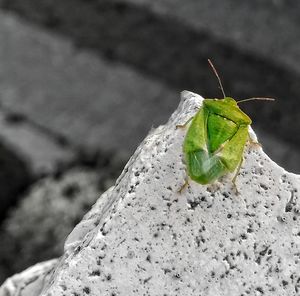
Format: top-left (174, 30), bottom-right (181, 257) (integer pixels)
top-left (1, 91), bottom-right (300, 296)
top-left (0, 259), bottom-right (57, 296)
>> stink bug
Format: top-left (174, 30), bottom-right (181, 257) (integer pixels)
top-left (178, 60), bottom-right (274, 192)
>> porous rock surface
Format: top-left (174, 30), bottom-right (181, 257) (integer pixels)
top-left (0, 259), bottom-right (58, 296)
top-left (1, 91), bottom-right (300, 296)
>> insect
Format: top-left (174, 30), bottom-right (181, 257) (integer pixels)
top-left (178, 59), bottom-right (274, 193)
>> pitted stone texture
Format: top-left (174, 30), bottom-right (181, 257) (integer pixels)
top-left (3, 91), bottom-right (300, 296)
top-left (0, 169), bottom-right (105, 284)
top-left (0, 259), bottom-right (57, 296)
top-left (64, 186), bottom-right (114, 254)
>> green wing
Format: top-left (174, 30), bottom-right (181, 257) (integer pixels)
top-left (183, 107), bottom-right (208, 154)
top-left (185, 149), bottom-right (227, 184)
top-left (183, 106), bottom-right (227, 184)
top-left (218, 125), bottom-right (249, 172)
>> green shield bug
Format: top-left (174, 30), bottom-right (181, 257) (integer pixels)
top-left (178, 59), bottom-right (274, 193)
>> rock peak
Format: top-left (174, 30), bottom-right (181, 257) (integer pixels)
top-left (1, 91), bottom-right (300, 296)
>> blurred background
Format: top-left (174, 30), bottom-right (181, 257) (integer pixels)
top-left (0, 0), bottom-right (299, 284)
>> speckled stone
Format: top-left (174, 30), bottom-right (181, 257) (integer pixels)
top-left (2, 91), bottom-right (300, 296)
top-left (0, 259), bottom-right (57, 296)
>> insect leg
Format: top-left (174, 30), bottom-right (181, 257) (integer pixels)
top-left (231, 156), bottom-right (243, 195)
top-left (176, 116), bottom-right (194, 129)
top-left (248, 133), bottom-right (262, 148)
top-left (248, 138), bottom-right (262, 148)
top-left (177, 176), bottom-right (190, 194)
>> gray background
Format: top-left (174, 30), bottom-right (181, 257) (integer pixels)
top-left (0, 0), bottom-right (299, 284)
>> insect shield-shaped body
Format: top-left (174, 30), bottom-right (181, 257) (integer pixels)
top-left (179, 60), bottom-right (274, 191)
top-left (183, 97), bottom-right (251, 185)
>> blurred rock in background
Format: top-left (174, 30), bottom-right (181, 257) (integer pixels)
top-left (0, 168), bottom-right (116, 283)
top-left (0, 0), bottom-right (299, 284)
top-left (0, 141), bottom-right (32, 221)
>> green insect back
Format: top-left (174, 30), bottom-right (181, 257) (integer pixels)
top-left (183, 97), bottom-right (251, 185)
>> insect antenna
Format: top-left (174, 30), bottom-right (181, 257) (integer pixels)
top-left (208, 59), bottom-right (226, 98)
top-left (237, 97), bottom-right (275, 104)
